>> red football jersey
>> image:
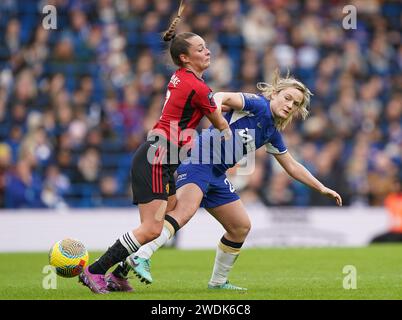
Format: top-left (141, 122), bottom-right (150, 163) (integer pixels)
top-left (152, 68), bottom-right (217, 146)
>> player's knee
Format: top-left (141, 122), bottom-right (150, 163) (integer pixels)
top-left (244, 221), bottom-right (252, 235)
top-left (230, 221), bottom-right (251, 239)
top-left (144, 231), bottom-right (161, 243)
top-left (172, 204), bottom-right (198, 225)
top-left (239, 223), bottom-right (251, 238)
top-left (143, 224), bottom-right (164, 242)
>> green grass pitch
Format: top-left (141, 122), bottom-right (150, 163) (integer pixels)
top-left (1, 245), bottom-right (401, 300)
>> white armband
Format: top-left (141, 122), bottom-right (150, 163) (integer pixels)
top-left (265, 143), bottom-right (287, 155)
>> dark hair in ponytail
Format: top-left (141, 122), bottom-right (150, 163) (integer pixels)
top-left (163, 15), bottom-right (181, 42)
top-left (163, 0), bottom-right (186, 41)
top-left (163, 0), bottom-right (198, 67)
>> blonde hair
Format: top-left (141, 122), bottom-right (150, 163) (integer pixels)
top-left (257, 70), bottom-right (312, 130)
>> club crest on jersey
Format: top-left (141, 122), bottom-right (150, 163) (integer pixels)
top-left (243, 93), bottom-right (259, 100)
top-left (170, 74), bottom-right (180, 87)
top-left (208, 92), bottom-right (216, 106)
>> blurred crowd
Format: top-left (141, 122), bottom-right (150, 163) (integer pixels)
top-left (0, 0), bottom-right (400, 209)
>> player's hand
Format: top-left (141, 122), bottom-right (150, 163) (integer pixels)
top-left (221, 128), bottom-right (232, 141)
top-left (221, 105), bottom-right (231, 112)
top-left (321, 187), bottom-right (342, 206)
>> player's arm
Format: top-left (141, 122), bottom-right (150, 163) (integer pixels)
top-left (205, 108), bottom-right (229, 131)
top-left (213, 92), bottom-right (244, 112)
top-left (195, 86), bottom-right (232, 139)
top-left (205, 108), bottom-right (232, 140)
top-left (273, 151), bottom-right (343, 206)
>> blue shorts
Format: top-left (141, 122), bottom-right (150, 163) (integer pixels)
top-left (176, 162), bottom-right (239, 208)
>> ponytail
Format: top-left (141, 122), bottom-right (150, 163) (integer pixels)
top-left (162, 1), bottom-right (199, 67)
top-left (163, 0), bottom-right (186, 42)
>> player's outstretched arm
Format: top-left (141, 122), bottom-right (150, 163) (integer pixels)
top-left (213, 92), bottom-right (244, 112)
top-left (274, 151), bottom-right (343, 206)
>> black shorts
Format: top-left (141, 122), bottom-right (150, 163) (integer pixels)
top-left (131, 136), bottom-right (179, 205)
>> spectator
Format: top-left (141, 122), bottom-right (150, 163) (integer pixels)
top-left (41, 164), bottom-right (70, 209)
top-left (0, 143), bottom-right (11, 208)
top-left (371, 180), bottom-right (402, 243)
top-left (4, 159), bottom-right (45, 208)
top-left (0, 0), bottom-right (399, 208)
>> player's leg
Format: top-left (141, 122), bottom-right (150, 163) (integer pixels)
top-left (126, 162), bottom-right (211, 284)
top-left (110, 162), bottom-right (180, 283)
top-left (130, 163), bottom-right (179, 263)
top-left (104, 198), bottom-right (168, 291)
top-left (84, 141), bottom-right (164, 273)
top-left (208, 199), bottom-right (251, 243)
top-left (81, 198), bottom-right (167, 293)
top-left (205, 196), bottom-right (250, 291)
top-left (80, 141), bottom-right (168, 293)
top-left (106, 142), bottom-right (176, 291)
top-left (127, 182), bottom-right (205, 283)
top-left (113, 194), bottom-right (178, 285)
top-left (137, 183), bottom-right (202, 258)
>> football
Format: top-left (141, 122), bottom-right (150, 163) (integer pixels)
top-left (48, 238), bottom-right (89, 278)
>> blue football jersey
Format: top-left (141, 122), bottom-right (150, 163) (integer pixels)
top-left (188, 93), bottom-right (287, 173)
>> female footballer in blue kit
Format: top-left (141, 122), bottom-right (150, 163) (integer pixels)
top-left (122, 71), bottom-right (343, 291)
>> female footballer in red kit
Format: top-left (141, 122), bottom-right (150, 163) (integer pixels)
top-left (79, 1), bottom-right (231, 293)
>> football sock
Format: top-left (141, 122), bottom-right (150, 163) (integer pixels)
top-left (164, 214), bottom-right (181, 234)
top-left (89, 232), bottom-right (140, 275)
top-left (112, 217), bottom-right (180, 278)
top-left (112, 261), bottom-right (131, 279)
top-left (135, 216), bottom-right (180, 260)
top-left (208, 236), bottom-right (243, 286)
top-left (118, 231), bottom-right (142, 254)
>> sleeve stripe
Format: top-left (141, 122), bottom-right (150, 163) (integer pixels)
top-left (267, 149), bottom-right (288, 155)
top-left (240, 93), bottom-right (245, 111)
top-left (265, 142), bottom-right (288, 154)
